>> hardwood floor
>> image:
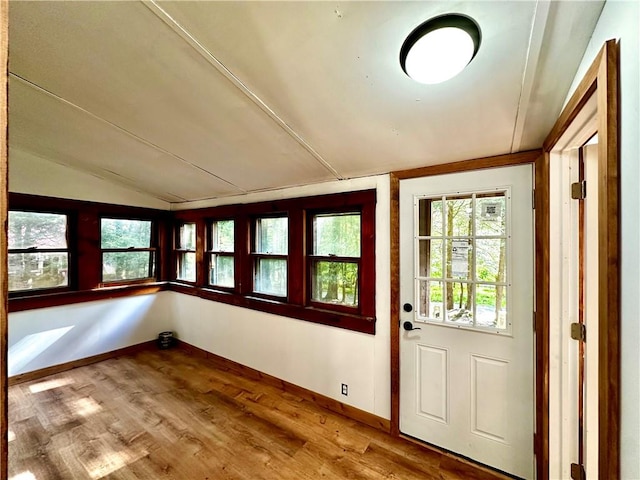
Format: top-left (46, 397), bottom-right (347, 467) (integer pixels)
top-left (9, 348), bottom-right (511, 480)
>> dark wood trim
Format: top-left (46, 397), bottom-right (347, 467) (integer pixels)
top-left (389, 173), bottom-right (400, 437)
top-left (168, 282), bottom-right (375, 334)
top-left (9, 192), bottom-right (170, 296)
top-left (9, 283), bottom-right (167, 312)
top-left (8, 340), bottom-right (157, 386)
top-left (1, 2), bottom-right (9, 477)
top-left (171, 189), bottom-right (377, 334)
top-left (176, 339), bottom-right (391, 433)
top-left (392, 149), bottom-right (541, 180)
top-left (534, 152), bottom-right (550, 480)
top-left (597, 39), bottom-right (620, 479)
top-left (388, 151), bottom-right (541, 459)
top-left (541, 40), bottom-right (620, 480)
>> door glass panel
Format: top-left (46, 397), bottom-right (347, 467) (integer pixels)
top-left (446, 197), bottom-right (472, 236)
top-left (445, 281), bottom-right (473, 325)
top-left (476, 283), bottom-right (507, 329)
top-left (417, 280), bottom-right (444, 320)
top-left (415, 190), bottom-right (509, 332)
top-left (419, 239), bottom-right (442, 278)
top-left (476, 194), bottom-right (506, 236)
top-left (476, 239), bottom-right (506, 281)
top-left (419, 198), bottom-right (443, 236)
top-left (446, 239), bottom-right (472, 280)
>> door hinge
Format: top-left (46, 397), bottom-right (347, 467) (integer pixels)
top-left (571, 463), bottom-right (586, 480)
top-left (532, 188), bottom-right (536, 209)
top-left (571, 181), bottom-right (586, 200)
top-left (570, 322), bottom-right (586, 342)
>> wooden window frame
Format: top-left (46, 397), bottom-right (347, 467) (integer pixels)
top-left (250, 213), bottom-right (289, 301)
top-left (306, 208), bottom-right (364, 316)
top-left (206, 218), bottom-right (236, 291)
top-left (8, 193), bottom-right (169, 312)
top-left (8, 208), bottom-right (74, 297)
top-left (99, 216), bottom-right (158, 287)
top-left (174, 221), bottom-right (198, 284)
top-left (171, 190), bottom-right (376, 334)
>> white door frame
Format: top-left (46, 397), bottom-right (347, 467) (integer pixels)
top-left (539, 39), bottom-right (620, 479)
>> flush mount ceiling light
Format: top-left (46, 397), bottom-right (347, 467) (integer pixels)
top-left (400, 14), bottom-right (481, 85)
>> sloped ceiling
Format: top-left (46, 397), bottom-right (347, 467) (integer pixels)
top-left (8, 1), bottom-right (604, 204)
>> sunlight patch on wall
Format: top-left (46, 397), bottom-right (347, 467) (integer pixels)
top-left (9, 326), bottom-right (74, 376)
top-left (8, 429), bottom-right (16, 442)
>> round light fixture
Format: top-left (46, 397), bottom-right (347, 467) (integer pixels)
top-left (400, 14), bottom-right (481, 85)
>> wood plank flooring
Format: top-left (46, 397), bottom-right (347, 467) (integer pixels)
top-left (9, 348), bottom-right (510, 480)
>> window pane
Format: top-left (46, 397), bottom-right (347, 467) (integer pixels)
top-left (476, 238), bottom-right (506, 282)
top-left (8, 211), bottom-right (67, 249)
top-left (311, 261), bottom-right (358, 307)
top-left (102, 252), bottom-right (154, 282)
top-left (177, 252), bottom-right (196, 282)
top-left (476, 284), bottom-right (507, 328)
top-left (255, 217), bottom-right (287, 254)
top-left (446, 197), bottom-right (472, 236)
top-left (179, 223), bottom-right (196, 250)
top-left (445, 281), bottom-right (473, 325)
top-left (418, 198), bottom-right (443, 237)
top-left (212, 220), bottom-right (234, 252)
top-left (476, 193), bottom-right (506, 236)
top-left (8, 252), bottom-right (68, 291)
top-left (417, 280), bottom-right (443, 320)
top-left (210, 254), bottom-right (234, 288)
top-left (101, 218), bottom-right (151, 248)
top-left (254, 258), bottom-right (287, 296)
top-left (312, 213), bottom-right (360, 257)
top-left (418, 239), bottom-right (442, 278)
top-left (446, 239), bottom-right (472, 280)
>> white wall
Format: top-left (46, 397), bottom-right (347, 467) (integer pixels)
top-left (8, 292), bottom-right (173, 377)
top-left (565, 2), bottom-right (640, 477)
top-left (9, 147), bottom-right (170, 210)
top-left (170, 175), bottom-right (392, 419)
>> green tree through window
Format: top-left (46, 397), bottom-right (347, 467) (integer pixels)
top-left (101, 218), bottom-right (155, 282)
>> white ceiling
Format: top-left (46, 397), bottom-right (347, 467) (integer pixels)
top-left (8, 1), bottom-right (604, 204)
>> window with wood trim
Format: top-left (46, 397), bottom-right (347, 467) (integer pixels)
top-left (208, 219), bottom-right (235, 289)
top-left (8, 210), bottom-right (70, 293)
top-left (175, 222), bottom-right (196, 282)
top-left (308, 211), bottom-right (361, 311)
top-left (100, 217), bottom-right (156, 284)
top-left (252, 215), bottom-right (288, 298)
top-left (170, 190), bottom-right (376, 334)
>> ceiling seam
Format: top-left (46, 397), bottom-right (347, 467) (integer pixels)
top-left (11, 145), bottom-right (182, 203)
top-left (510, 0), bottom-right (551, 153)
top-left (9, 72), bottom-right (247, 194)
top-left (142, 0), bottom-right (343, 181)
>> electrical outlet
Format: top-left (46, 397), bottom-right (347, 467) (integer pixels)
top-left (341, 383), bottom-right (348, 396)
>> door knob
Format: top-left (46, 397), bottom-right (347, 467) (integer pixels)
top-left (403, 303), bottom-right (413, 312)
top-left (403, 321), bottom-right (421, 331)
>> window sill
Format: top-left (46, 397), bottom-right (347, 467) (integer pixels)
top-left (168, 283), bottom-right (375, 334)
top-left (8, 281), bottom-right (375, 335)
top-left (8, 282), bottom-right (168, 313)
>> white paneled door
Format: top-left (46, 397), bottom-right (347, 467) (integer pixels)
top-left (399, 165), bottom-right (534, 478)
